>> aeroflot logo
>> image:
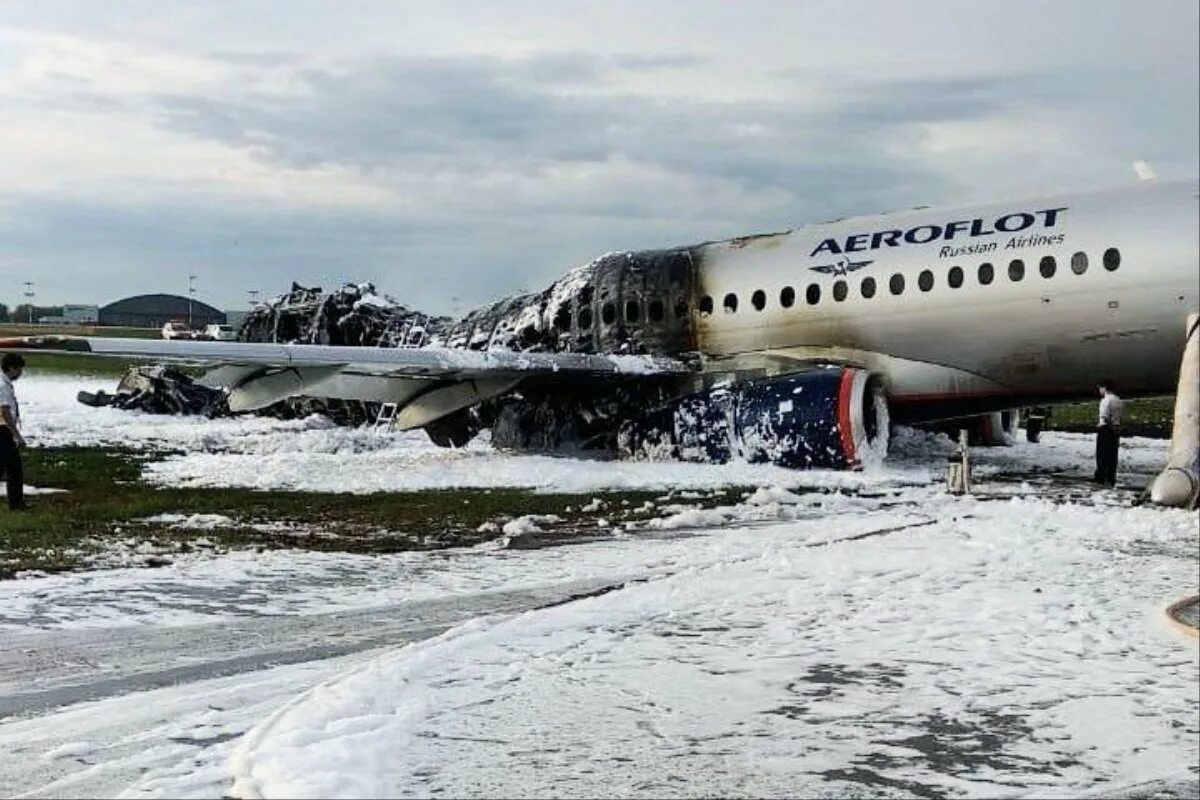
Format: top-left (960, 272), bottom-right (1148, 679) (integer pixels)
top-left (808, 207), bottom-right (1069, 259)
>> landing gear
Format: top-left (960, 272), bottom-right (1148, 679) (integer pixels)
top-left (1025, 407), bottom-right (1050, 443)
top-left (424, 408), bottom-right (481, 448)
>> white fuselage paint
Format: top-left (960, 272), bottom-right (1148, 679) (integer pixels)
top-left (694, 180), bottom-right (1199, 409)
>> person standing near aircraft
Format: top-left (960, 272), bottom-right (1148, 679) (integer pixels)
top-left (1094, 379), bottom-right (1124, 488)
top-left (0, 353), bottom-right (27, 510)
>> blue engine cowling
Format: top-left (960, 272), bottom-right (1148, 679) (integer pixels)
top-left (668, 367), bottom-right (889, 469)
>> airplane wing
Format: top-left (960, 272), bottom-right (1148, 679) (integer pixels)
top-left (2, 336), bottom-right (695, 428)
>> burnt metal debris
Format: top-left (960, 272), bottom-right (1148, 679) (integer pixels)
top-left (239, 282), bottom-right (451, 348)
top-left (79, 282), bottom-right (455, 425)
top-left (78, 251), bottom-right (705, 443)
top-left (78, 366), bottom-right (228, 417)
top-left (440, 249), bottom-right (697, 355)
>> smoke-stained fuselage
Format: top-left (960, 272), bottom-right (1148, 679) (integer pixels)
top-left (21, 179), bottom-right (1193, 471)
top-left (446, 180), bottom-right (1198, 427)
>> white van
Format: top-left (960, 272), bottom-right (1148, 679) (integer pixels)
top-left (204, 324), bottom-right (237, 341)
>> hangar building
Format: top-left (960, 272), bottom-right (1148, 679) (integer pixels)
top-left (98, 294), bottom-right (227, 329)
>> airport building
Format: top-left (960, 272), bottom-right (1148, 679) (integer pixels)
top-left (98, 294), bottom-right (226, 329)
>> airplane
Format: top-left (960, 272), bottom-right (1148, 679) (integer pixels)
top-left (6, 175), bottom-right (1198, 473)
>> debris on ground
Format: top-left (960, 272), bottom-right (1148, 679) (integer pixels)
top-left (77, 366), bottom-right (229, 417)
top-left (77, 282), bottom-right (453, 425)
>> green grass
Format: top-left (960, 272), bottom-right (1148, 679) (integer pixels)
top-left (1045, 396), bottom-right (1176, 437)
top-left (18, 353), bottom-right (142, 378)
top-left (1, 326), bottom-right (201, 377)
top-left (0, 446), bottom-right (748, 578)
top-left (0, 323), bottom-right (160, 339)
top-left (1, 323), bottom-right (157, 377)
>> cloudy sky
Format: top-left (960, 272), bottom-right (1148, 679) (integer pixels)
top-left (1, 1), bottom-right (1196, 314)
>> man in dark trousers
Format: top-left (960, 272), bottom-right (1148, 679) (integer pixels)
top-left (0, 353), bottom-right (27, 510)
top-left (1094, 378), bottom-right (1123, 488)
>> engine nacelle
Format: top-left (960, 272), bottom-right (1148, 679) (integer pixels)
top-left (667, 367), bottom-right (889, 469)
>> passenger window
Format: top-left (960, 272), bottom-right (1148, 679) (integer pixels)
top-left (578, 307), bottom-right (593, 330)
top-left (723, 293), bottom-right (738, 313)
top-left (674, 299), bottom-right (689, 319)
top-left (978, 262), bottom-right (994, 285)
top-left (601, 303), bottom-right (616, 325)
top-left (889, 273), bottom-right (905, 295)
top-left (1103, 247), bottom-right (1120, 271)
top-left (751, 290), bottom-right (766, 311)
top-left (648, 299), bottom-right (664, 322)
top-left (861, 277), bottom-right (877, 298)
top-left (780, 286), bottom-right (795, 308)
top-left (699, 296), bottom-right (713, 316)
top-left (1039, 256), bottom-right (1056, 278)
top-left (918, 270), bottom-right (934, 292)
top-left (833, 280), bottom-right (848, 302)
top-left (1070, 252), bottom-right (1088, 275)
top-left (948, 266), bottom-right (964, 288)
top-left (806, 284), bottom-right (820, 305)
top-left (1008, 259), bottom-right (1025, 282)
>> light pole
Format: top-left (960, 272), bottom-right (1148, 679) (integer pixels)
top-left (247, 290), bottom-right (259, 307)
top-left (22, 281), bottom-right (34, 325)
top-left (188, 274), bottom-right (197, 328)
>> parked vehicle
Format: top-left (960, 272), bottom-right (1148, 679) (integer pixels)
top-left (161, 320), bottom-right (191, 340)
top-left (204, 324), bottom-right (237, 341)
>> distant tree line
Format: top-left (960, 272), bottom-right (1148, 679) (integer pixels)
top-left (0, 304), bottom-right (66, 323)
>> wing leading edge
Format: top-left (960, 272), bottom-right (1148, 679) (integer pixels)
top-left (1, 336), bottom-right (691, 378)
top-left (1, 336), bottom-right (695, 423)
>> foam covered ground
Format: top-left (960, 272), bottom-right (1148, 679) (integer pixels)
top-left (4, 374), bottom-right (1196, 799)
top-left (229, 498), bottom-right (1199, 799)
top-left (18, 374), bottom-right (1170, 495)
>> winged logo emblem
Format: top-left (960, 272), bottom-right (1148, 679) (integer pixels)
top-left (810, 258), bottom-right (873, 277)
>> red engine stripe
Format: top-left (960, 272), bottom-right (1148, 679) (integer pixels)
top-left (836, 369), bottom-right (857, 467)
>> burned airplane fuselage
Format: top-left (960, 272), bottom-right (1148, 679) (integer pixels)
top-left (437, 248), bottom-right (709, 457)
top-left (441, 248), bottom-right (699, 356)
top-left (231, 246), bottom-right (881, 470)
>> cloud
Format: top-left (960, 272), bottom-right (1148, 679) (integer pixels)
top-left (0, 5), bottom-right (1195, 312)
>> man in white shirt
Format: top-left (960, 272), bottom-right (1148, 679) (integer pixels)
top-left (0, 353), bottom-right (27, 510)
top-left (1094, 378), bottom-right (1123, 488)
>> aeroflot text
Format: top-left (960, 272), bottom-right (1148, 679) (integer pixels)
top-left (809, 207), bottom-right (1068, 257)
